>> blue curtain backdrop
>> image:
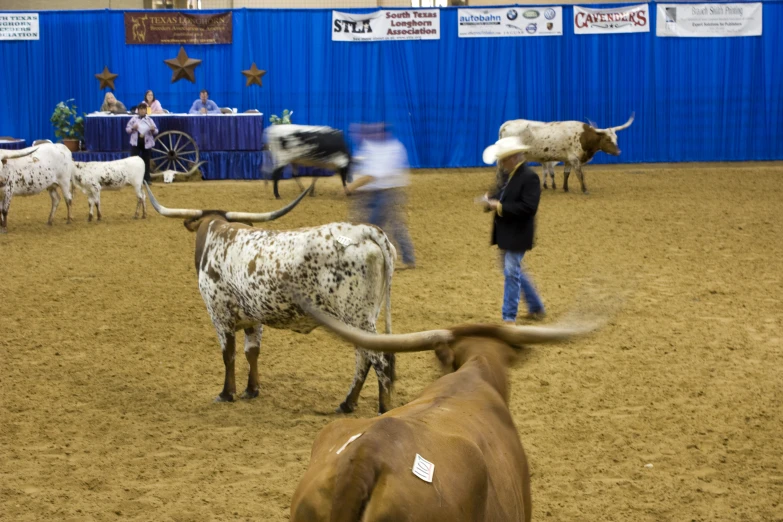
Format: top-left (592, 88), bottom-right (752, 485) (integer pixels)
top-left (0, 3), bottom-right (781, 167)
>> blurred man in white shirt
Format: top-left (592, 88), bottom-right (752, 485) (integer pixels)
top-left (346, 123), bottom-right (416, 270)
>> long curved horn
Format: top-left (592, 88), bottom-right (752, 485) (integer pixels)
top-left (300, 295), bottom-right (603, 353)
top-left (225, 180), bottom-right (314, 223)
top-left (143, 182), bottom-right (203, 218)
top-left (1, 147), bottom-right (38, 161)
top-left (607, 112), bottom-right (635, 132)
top-left (183, 161), bottom-right (206, 178)
top-left (299, 296), bottom-right (454, 352)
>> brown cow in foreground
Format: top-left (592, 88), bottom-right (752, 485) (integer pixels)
top-left (290, 302), bottom-right (602, 522)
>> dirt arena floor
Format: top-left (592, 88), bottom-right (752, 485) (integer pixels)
top-left (1, 162), bottom-right (781, 522)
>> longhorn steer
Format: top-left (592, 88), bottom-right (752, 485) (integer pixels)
top-left (499, 119), bottom-right (560, 190)
top-left (290, 303), bottom-right (602, 522)
top-left (498, 114), bottom-right (635, 194)
top-left (144, 183), bottom-right (400, 414)
top-left (72, 156), bottom-right (148, 221)
top-left (0, 144), bottom-right (74, 233)
top-left (263, 124), bottom-right (351, 200)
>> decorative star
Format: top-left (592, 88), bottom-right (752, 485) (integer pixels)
top-left (95, 66), bottom-right (118, 91)
top-left (241, 62), bottom-right (267, 87)
top-left (163, 46), bottom-right (202, 84)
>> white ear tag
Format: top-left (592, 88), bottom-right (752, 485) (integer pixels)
top-left (412, 453), bottom-right (435, 483)
top-left (336, 433), bottom-right (363, 455)
top-left (336, 235), bottom-right (354, 247)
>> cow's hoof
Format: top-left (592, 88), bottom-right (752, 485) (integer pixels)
top-left (47, 222), bottom-right (53, 227)
top-left (240, 389), bottom-right (259, 400)
top-left (336, 402), bottom-right (356, 414)
top-left (582, 191), bottom-right (590, 196)
top-left (214, 394), bottom-right (234, 403)
top-left (0, 229), bottom-right (7, 234)
top-left (87, 217), bottom-right (93, 222)
top-left (133, 216), bottom-right (139, 220)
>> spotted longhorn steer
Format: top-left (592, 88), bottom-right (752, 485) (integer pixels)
top-left (72, 156), bottom-right (148, 221)
top-left (509, 113), bottom-right (635, 194)
top-left (144, 182), bottom-right (399, 414)
top-left (290, 301), bottom-right (603, 522)
top-left (263, 124), bottom-right (351, 200)
top-left (498, 119), bottom-right (561, 190)
top-left (0, 144), bottom-right (74, 233)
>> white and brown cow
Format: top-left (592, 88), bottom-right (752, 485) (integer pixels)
top-left (495, 114), bottom-right (634, 194)
top-left (72, 156), bottom-right (148, 221)
top-left (0, 144), bottom-right (74, 233)
top-left (498, 119), bottom-right (560, 189)
top-left (263, 124), bottom-right (351, 200)
top-left (144, 183), bottom-right (400, 414)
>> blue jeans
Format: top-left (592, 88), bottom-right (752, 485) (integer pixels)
top-left (354, 189), bottom-right (416, 265)
top-left (502, 250), bottom-right (544, 322)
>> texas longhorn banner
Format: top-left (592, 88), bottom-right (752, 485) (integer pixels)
top-left (124, 12), bottom-right (232, 44)
top-left (332, 10), bottom-right (440, 41)
top-left (0, 13), bottom-right (39, 40)
top-left (656, 3), bottom-right (762, 37)
top-left (573, 4), bottom-right (650, 34)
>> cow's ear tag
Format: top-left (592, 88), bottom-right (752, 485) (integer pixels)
top-left (412, 453), bottom-right (434, 483)
top-left (335, 235), bottom-right (354, 248)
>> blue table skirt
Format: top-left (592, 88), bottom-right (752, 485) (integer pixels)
top-left (0, 139), bottom-right (26, 150)
top-left (72, 151), bottom-right (335, 181)
top-left (84, 114), bottom-right (266, 153)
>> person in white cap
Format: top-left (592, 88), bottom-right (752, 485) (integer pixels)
top-left (480, 136), bottom-right (545, 323)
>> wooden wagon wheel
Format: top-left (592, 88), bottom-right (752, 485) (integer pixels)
top-left (150, 130), bottom-right (200, 174)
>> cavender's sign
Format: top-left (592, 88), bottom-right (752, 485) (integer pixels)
top-left (125, 12), bottom-right (232, 45)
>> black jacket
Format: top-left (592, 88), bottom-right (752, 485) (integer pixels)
top-left (490, 163), bottom-right (541, 252)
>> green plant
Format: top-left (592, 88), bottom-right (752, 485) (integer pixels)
top-left (50, 99), bottom-right (85, 141)
top-left (269, 109), bottom-right (293, 125)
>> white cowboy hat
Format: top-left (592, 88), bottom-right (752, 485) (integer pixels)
top-left (482, 136), bottom-right (530, 165)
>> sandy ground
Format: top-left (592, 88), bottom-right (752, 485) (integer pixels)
top-left (1, 163), bottom-right (781, 522)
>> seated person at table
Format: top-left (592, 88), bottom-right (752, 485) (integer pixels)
top-left (139, 90), bottom-right (165, 114)
top-left (100, 92), bottom-right (127, 114)
top-left (188, 89), bottom-right (221, 115)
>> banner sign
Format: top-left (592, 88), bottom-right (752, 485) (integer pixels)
top-left (656, 3), bottom-right (762, 37)
top-left (332, 10), bottom-right (440, 41)
top-left (458, 7), bottom-right (563, 38)
top-left (574, 4), bottom-right (650, 34)
top-left (0, 13), bottom-right (39, 40)
top-left (124, 12), bottom-right (232, 45)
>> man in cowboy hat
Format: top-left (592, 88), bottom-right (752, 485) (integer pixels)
top-left (481, 136), bottom-right (545, 324)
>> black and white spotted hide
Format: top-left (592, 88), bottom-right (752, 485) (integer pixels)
top-left (263, 124), bottom-right (351, 199)
top-left (0, 143), bottom-right (74, 233)
top-left (194, 219), bottom-right (397, 414)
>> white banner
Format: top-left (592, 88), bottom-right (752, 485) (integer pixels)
top-left (458, 7), bottom-right (563, 38)
top-left (0, 13), bottom-right (39, 40)
top-left (657, 3), bottom-right (762, 37)
top-left (574, 4), bottom-right (650, 34)
top-left (332, 10), bottom-right (440, 42)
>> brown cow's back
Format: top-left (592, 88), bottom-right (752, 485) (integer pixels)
top-left (291, 354), bottom-right (532, 522)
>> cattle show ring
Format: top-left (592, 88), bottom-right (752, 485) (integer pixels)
top-left (1, 4), bottom-right (781, 522)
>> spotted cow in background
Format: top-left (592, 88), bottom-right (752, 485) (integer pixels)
top-left (498, 119), bottom-right (561, 190)
top-left (263, 124), bottom-right (352, 199)
top-left (144, 182), bottom-right (399, 414)
top-left (0, 144), bottom-right (74, 233)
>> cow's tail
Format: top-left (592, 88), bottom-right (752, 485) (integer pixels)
top-left (367, 226), bottom-right (395, 336)
top-left (329, 439), bottom-right (382, 522)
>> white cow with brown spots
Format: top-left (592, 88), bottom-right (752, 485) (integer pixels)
top-left (498, 119), bottom-right (560, 190)
top-left (0, 144), bottom-right (74, 233)
top-left (144, 182), bottom-right (400, 414)
top-left (72, 156), bottom-right (148, 221)
top-left (496, 114), bottom-right (635, 194)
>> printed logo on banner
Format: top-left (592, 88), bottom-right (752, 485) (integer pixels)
top-left (332, 10), bottom-right (440, 41)
top-left (459, 7), bottom-right (563, 38)
top-left (573, 4), bottom-right (650, 34)
top-left (656, 3), bottom-right (763, 37)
